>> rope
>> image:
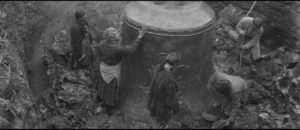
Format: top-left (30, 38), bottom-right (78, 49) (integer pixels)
top-left (122, 16), bottom-right (216, 37)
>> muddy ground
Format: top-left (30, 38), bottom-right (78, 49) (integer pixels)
top-left (0, 1), bottom-right (300, 129)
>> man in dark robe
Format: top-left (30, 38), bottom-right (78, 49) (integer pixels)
top-left (147, 52), bottom-right (180, 124)
top-left (70, 10), bottom-right (91, 69)
top-left (93, 26), bottom-right (147, 114)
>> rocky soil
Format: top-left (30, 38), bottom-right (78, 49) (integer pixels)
top-left (0, 1), bottom-right (300, 129)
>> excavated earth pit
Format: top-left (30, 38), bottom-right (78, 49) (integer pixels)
top-left (0, 1), bottom-right (300, 129)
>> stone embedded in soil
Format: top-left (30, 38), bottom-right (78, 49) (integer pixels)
top-left (165, 120), bottom-right (182, 129)
top-left (47, 115), bottom-right (72, 129)
top-left (86, 114), bottom-right (130, 129)
top-left (86, 114), bottom-right (110, 128)
top-left (95, 106), bottom-right (103, 114)
top-left (201, 112), bottom-right (219, 122)
top-left (58, 69), bottom-right (92, 84)
top-left (58, 82), bottom-right (90, 104)
top-left (245, 105), bottom-right (257, 112)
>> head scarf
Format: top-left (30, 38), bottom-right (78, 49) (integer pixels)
top-left (166, 52), bottom-right (180, 66)
top-left (102, 27), bottom-right (121, 45)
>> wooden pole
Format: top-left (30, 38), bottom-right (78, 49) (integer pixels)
top-left (246, 1), bottom-right (257, 17)
top-left (238, 1), bottom-right (257, 73)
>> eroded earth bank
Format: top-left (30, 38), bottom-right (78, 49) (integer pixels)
top-left (0, 1), bottom-right (300, 129)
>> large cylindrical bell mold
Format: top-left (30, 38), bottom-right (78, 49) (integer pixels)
top-left (119, 1), bottom-right (216, 119)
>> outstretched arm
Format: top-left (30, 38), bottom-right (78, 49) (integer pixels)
top-left (118, 26), bottom-right (148, 56)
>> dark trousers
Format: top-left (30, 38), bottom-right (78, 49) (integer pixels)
top-left (71, 45), bottom-right (82, 68)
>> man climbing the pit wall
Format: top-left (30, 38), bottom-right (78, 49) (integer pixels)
top-left (206, 71), bottom-right (270, 128)
top-left (70, 10), bottom-right (92, 69)
top-left (147, 52), bottom-right (180, 125)
top-left (94, 26), bottom-right (147, 115)
top-left (226, 17), bottom-right (269, 70)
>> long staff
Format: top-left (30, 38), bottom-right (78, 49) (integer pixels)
top-left (238, 1), bottom-right (257, 73)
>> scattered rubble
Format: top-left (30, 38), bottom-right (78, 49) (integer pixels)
top-left (39, 1), bottom-right (300, 129)
top-left (1, 1), bottom-right (300, 129)
top-left (204, 3), bottom-right (300, 129)
top-left (0, 35), bottom-right (41, 128)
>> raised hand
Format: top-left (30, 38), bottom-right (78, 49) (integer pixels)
top-left (138, 26), bottom-right (148, 38)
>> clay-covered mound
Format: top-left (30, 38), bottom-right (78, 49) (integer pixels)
top-left (0, 37), bottom-right (41, 128)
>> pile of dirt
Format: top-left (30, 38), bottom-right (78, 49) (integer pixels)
top-left (40, 27), bottom-right (97, 128)
top-left (0, 36), bottom-right (41, 128)
top-left (1, 1), bottom-right (300, 129)
top-left (201, 3), bottom-right (300, 129)
top-left (0, 1), bottom-right (44, 62)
